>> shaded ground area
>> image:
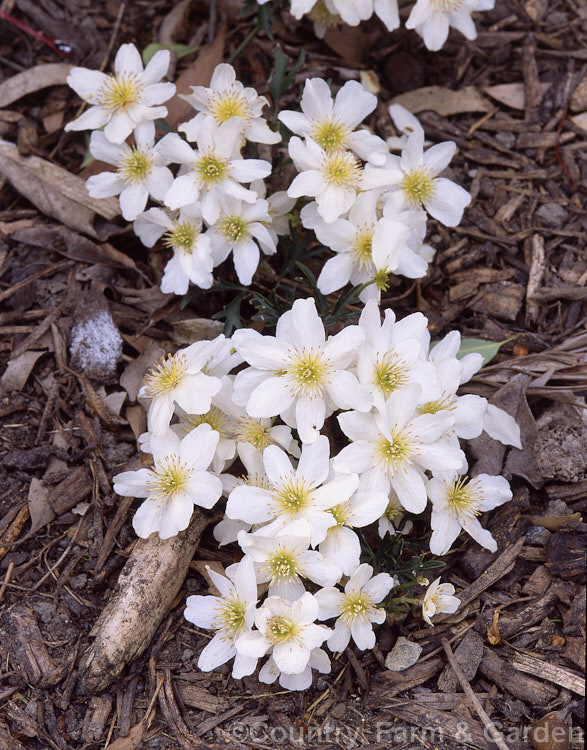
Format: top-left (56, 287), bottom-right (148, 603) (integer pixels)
top-left (0, 0), bottom-right (586, 748)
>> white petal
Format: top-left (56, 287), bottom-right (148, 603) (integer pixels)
top-left (184, 595), bottom-right (222, 628)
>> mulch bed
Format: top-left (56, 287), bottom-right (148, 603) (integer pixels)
top-left (0, 0), bottom-right (585, 748)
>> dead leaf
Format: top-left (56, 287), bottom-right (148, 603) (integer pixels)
top-left (0, 63), bottom-right (73, 108)
top-left (10, 225), bottom-right (137, 271)
top-left (158, 0), bottom-right (193, 45)
top-left (191, 560), bottom-right (228, 595)
top-left (120, 339), bottom-right (167, 402)
top-left (125, 404), bottom-right (147, 441)
top-left (570, 112), bottom-right (587, 131)
top-left (105, 723), bottom-right (145, 750)
top-left (529, 711), bottom-right (571, 750)
top-left (531, 514), bottom-right (582, 531)
top-left (487, 610), bottom-right (502, 645)
top-left (1, 351), bottom-right (45, 392)
top-left (483, 82), bottom-right (551, 110)
top-left (0, 139), bottom-right (119, 239)
top-left (103, 390), bottom-right (127, 416)
top-left (170, 318), bottom-right (224, 344)
top-left (323, 26), bottom-right (376, 65)
top-left (388, 86), bottom-right (492, 116)
top-left (27, 478), bottom-right (55, 535)
top-left (166, 28), bottom-right (226, 129)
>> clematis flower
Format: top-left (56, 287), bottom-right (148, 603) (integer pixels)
top-left (232, 297), bottom-right (371, 444)
top-left (138, 335), bottom-right (226, 435)
top-left (315, 563), bottom-right (396, 651)
top-left (86, 123), bottom-right (173, 221)
top-left (226, 435), bottom-right (359, 547)
top-left (180, 63), bottom-right (281, 145)
top-left (279, 78), bottom-right (388, 165)
top-left (258, 647), bottom-right (331, 691)
top-left (156, 118), bottom-right (271, 224)
top-left (184, 556), bottom-right (258, 678)
top-left (377, 491), bottom-right (413, 539)
top-left (334, 384), bottom-right (465, 513)
top-left (237, 528), bottom-right (342, 600)
top-left (421, 577), bottom-right (460, 625)
top-left (428, 471), bottom-right (512, 554)
top-left (386, 129), bottom-right (471, 226)
top-left (406, 0), bottom-right (495, 52)
top-left (235, 592), bottom-right (331, 678)
top-left (133, 206), bottom-right (214, 294)
top-left (113, 425), bottom-right (222, 539)
top-left (65, 44), bottom-right (175, 143)
top-left (206, 195), bottom-right (277, 285)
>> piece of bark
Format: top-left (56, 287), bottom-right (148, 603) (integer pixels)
top-left (176, 683), bottom-right (228, 713)
top-left (78, 511), bottom-right (208, 693)
top-left (476, 587), bottom-right (558, 642)
top-left (478, 648), bottom-right (558, 706)
top-left (511, 652), bottom-right (585, 696)
top-left (438, 630), bottom-right (485, 693)
top-left (545, 522), bottom-right (587, 583)
top-left (0, 606), bottom-right (65, 687)
top-left (48, 466), bottom-right (93, 516)
top-left (379, 701), bottom-right (526, 750)
top-left (369, 657), bottom-right (444, 701)
top-left (81, 696), bottom-right (113, 743)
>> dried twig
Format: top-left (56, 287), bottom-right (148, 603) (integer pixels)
top-left (441, 638), bottom-right (511, 750)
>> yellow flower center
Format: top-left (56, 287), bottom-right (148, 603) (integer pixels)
top-left (431, 0), bottom-right (464, 11)
top-left (147, 454), bottom-right (190, 500)
top-left (329, 502), bottom-right (351, 527)
top-left (119, 147), bottom-right (152, 183)
top-left (143, 353), bottom-right (188, 397)
top-left (311, 116), bottom-right (350, 151)
top-left (235, 417), bottom-right (273, 451)
top-left (401, 168), bottom-right (435, 207)
top-left (446, 477), bottom-right (482, 518)
top-left (268, 550), bottom-right (300, 582)
top-left (267, 615), bottom-right (299, 643)
top-left (350, 226), bottom-right (374, 271)
top-left (417, 392), bottom-right (456, 415)
top-left (196, 152), bottom-right (229, 185)
top-left (214, 598), bottom-right (247, 639)
top-left (209, 89), bottom-right (250, 124)
top-left (98, 74), bottom-right (142, 112)
top-left (284, 348), bottom-right (330, 397)
top-left (322, 150), bottom-right (362, 187)
top-left (179, 406), bottom-right (231, 439)
top-left (341, 594), bottom-right (371, 624)
top-left (219, 215), bottom-right (248, 244)
top-left (274, 476), bottom-right (313, 517)
top-left (373, 352), bottom-right (409, 395)
top-left (376, 430), bottom-right (413, 470)
top-left (373, 268), bottom-right (391, 292)
top-left (163, 221), bottom-right (198, 253)
top-left (308, 0), bottom-right (341, 29)
top-left (384, 497), bottom-right (403, 522)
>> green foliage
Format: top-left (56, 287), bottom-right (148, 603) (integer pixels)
top-left (269, 46), bottom-right (306, 121)
top-left (457, 336), bottom-right (516, 366)
top-left (141, 42), bottom-right (199, 65)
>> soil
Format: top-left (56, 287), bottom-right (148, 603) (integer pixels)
top-left (0, 1), bottom-right (585, 749)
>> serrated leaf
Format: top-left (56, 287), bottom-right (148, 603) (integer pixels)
top-left (457, 337), bottom-right (515, 366)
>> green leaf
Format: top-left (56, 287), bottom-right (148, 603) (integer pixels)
top-left (79, 148), bottom-right (94, 169)
top-left (141, 42), bottom-right (199, 66)
top-left (456, 336), bottom-right (516, 366)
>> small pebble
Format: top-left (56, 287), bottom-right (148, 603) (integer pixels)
top-left (535, 202), bottom-right (568, 229)
top-left (525, 526), bottom-right (551, 546)
top-left (385, 636), bottom-right (422, 672)
top-left (495, 131), bottom-right (516, 149)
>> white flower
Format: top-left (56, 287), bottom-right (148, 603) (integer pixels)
top-left (315, 564), bottom-right (396, 651)
top-left (207, 196), bottom-right (277, 285)
top-left (113, 426), bottom-right (222, 539)
top-left (377, 492), bottom-right (413, 538)
top-left (226, 436), bottom-right (359, 547)
top-left (406, 0), bottom-right (494, 52)
top-left (334, 384), bottom-right (465, 513)
top-left (235, 592), bottom-right (331, 677)
top-left (133, 207), bottom-right (214, 294)
top-left (156, 118), bottom-right (271, 224)
top-left (422, 577), bottom-right (460, 625)
top-left (86, 123), bottom-right (173, 221)
top-left (180, 63), bottom-right (280, 145)
top-left (238, 528), bottom-right (341, 600)
top-left (279, 78), bottom-right (388, 165)
top-left (232, 297), bottom-right (371, 444)
top-left (65, 44), bottom-right (175, 143)
top-left (258, 647), bottom-right (331, 691)
top-left (318, 487), bottom-right (388, 575)
top-left (428, 471), bottom-right (512, 554)
top-left (184, 556), bottom-right (258, 678)
top-left (138, 336), bottom-right (226, 435)
top-left (388, 129), bottom-right (471, 226)
top-left (356, 299), bottom-right (435, 409)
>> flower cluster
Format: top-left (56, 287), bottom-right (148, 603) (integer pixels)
top-left (66, 53), bottom-right (292, 292)
top-left (280, 78), bottom-right (471, 303)
top-left (66, 49), bottom-right (474, 301)
top-left (112, 297), bottom-right (520, 689)
top-left (257, 0), bottom-right (495, 51)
